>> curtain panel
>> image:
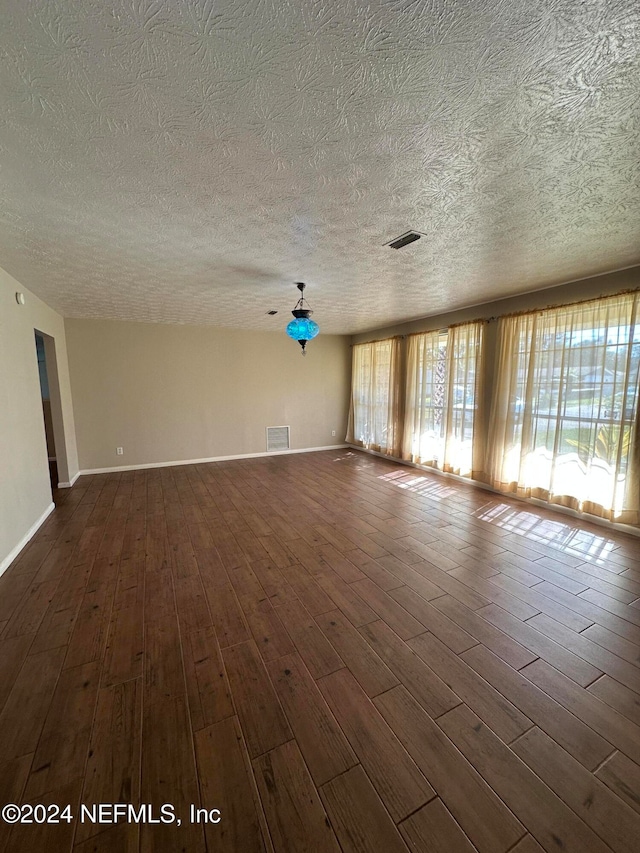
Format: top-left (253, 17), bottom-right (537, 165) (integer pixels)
top-left (402, 321), bottom-right (484, 478)
top-left (346, 337), bottom-right (403, 456)
top-left (485, 292), bottom-right (640, 524)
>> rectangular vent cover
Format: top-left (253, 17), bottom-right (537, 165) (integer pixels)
top-left (266, 425), bottom-right (290, 452)
top-left (386, 231), bottom-right (422, 249)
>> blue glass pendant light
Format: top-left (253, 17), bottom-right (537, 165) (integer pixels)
top-left (286, 282), bottom-right (319, 355)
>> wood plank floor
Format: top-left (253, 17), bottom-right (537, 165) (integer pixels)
top-left (1, 448), bottom-right (640, 852)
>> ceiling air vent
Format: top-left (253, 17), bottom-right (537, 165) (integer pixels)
top-left (385, 231), bottom-right (422, 249)
top-left (266, 425), bottom-right (290, 452)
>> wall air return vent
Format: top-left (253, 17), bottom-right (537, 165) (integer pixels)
top-left (385, 231), bottom-right (423, 249)
top-left (266, 425), bottom-right (290, 452)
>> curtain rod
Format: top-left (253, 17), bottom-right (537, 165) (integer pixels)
top-left (404, 318), bottom-right (486, 338)
top-left (353, 288), bottom-right (640, 341)
top-left (488, 287), bottom-right (640, 322)
top-left (351, 334), bottom-right (406, 347)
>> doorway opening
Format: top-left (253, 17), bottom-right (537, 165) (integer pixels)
top-left (34, 331), bottom-right (70, 498)
top-left (35, 333), bottom-right (57, 490)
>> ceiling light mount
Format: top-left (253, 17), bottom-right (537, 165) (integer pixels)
top-left (286, 282), bottom-right (319, 355)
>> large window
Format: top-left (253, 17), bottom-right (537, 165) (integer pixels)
top-left (403, 322), bottom-right (484, 477)
top-left (487, 292), bottom-right (640, 523)
top-left (347, 290), bottom-right (640, 527)
top-left (346, 338), bottom-right (401, 456)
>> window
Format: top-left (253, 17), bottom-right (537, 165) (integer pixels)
top-left (403, 322), bottom-right (484, 477)
top-left (347, 338), bottom-right (401, 456)
top-left (487, 292), bottom-right (640, 523)
top-left (347, 290), bottom-right (640, 527)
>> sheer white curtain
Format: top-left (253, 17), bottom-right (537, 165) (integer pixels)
top-left (402, 330), bottom-right (443, 466)
top-left (346, 338), bottom-right (402, 456)
top-left (403, 321), bottom-right (484, 477)
top-left (486, 292), bottom-right (640, 524)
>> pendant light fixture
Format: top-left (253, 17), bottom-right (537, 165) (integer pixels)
top-left (286, 282), bottom-right (319, 355)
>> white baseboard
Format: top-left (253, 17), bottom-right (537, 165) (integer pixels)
top-left (79, 445), bottom-right (349, 476)
top-left (57, 470), bottom-right (80, 488)
top-left (0, 502), bottom-right (55, 577)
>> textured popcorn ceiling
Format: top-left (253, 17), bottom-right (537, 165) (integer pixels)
top-left (1, 0), bottom-right (639, 334)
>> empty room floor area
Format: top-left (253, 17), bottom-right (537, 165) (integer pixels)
top-left (0, 449), bottom-right (639, 852)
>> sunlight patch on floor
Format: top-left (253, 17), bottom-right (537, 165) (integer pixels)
top-left (473, 502), bottom-right (618, 563)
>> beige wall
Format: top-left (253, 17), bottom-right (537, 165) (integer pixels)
top-left (66, 319), bottom-right (351, 471)
top-left (0, 267), bottom-right (79, 571)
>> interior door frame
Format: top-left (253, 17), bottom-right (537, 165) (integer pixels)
top-left (35, 329), bottom-right (71, 489)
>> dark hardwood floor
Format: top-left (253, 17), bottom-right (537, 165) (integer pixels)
top-left (1, 448), bottom-right (640, 852)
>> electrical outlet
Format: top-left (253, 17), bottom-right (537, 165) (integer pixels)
top-left (331, 430), bottom-right (336, 437)
top-left (116, 447), bottom-right (124, 455)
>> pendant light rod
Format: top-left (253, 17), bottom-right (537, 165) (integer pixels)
top-left (292, 282), bottom-right (309, 312)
